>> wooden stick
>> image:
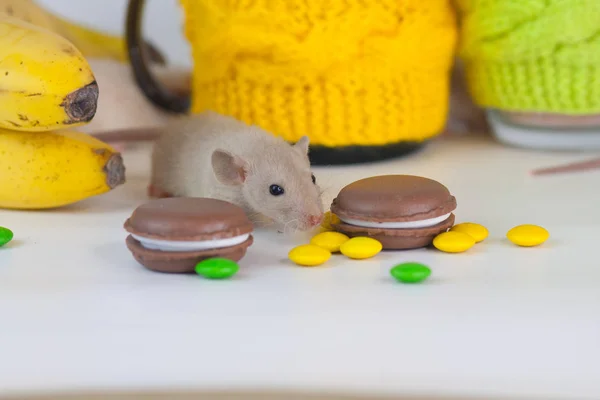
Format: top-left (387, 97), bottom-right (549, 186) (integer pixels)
top-left (531, 157), bottom-right (600, 176)
top-left (90, 126), bottom-right (164, 143)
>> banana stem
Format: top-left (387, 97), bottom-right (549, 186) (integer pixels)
top-left (100, 151), bottom-right (126, 188)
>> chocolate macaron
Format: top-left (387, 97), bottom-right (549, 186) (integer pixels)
top-left (124, 197), bottom-right (254, 273)
top-left (330, 175), bottom-right (456, 250)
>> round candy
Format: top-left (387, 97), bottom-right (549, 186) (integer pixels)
top-left (390, 262), bottom-right (431, 283)
top-left (319, 211), bottom-right (341, 232)
top-left (195, 258), bottom-right (239, 279)
top-left (450, 222), bottom-right (488, 243)
top-left (432, 231), bottom-right (475, 253)
top-left (288, 244), bottom-right (331, 266)
top-left (339, 237), bottom-right (382, 259)
top-left (0, 227), bottom-right (13, 247)
top-left (507, 224), bottom-right (549, 247)
top-left (310, 231), bottom-right (349, 253)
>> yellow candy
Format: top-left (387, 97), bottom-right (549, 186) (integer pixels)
top-left (506, 224), bottom-right (549, 247)
top-left (432, 231), bottom-right (476, 253)
top-left (310, 231), bottom-right (350, 253)
top-left (451, 222), bottom-right (489, 243)
top-left (288, 244), bottom-right (331, 266)
top-left (339, 237), bottom-right (382, 259)
top-left (320, 211), bottom-right (341, 232)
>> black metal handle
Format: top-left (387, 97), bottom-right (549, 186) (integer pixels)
top-left (125, 0), bottom-right (190, 113)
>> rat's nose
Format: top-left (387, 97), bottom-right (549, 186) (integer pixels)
top-left (307, 214), bottom-right (323, 227)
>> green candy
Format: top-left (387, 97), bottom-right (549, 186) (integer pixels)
top-left (195, 258), bottom-right (239, 279)
top-left (390, 262), bottom-right (431, 283)
top-left (0, 227), bottom-right (13, 247)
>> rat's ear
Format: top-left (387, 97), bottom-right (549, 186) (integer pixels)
top-left (293, 136), bottom-right (310, 154)
top-left (211, 149), bottom-right (248, 185)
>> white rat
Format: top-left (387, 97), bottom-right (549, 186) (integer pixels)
top-left (142, 111), bottom-right (325, 232)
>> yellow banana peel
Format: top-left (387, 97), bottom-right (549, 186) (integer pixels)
top-left (0, 128), bottom-right (126, 209)
top-left (0, 16), bottom-right (99, 132)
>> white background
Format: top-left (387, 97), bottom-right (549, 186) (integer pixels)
top-left (2, 135), bottom-right (600, 399)
top-left (37, 0), bottom-right (192, 66)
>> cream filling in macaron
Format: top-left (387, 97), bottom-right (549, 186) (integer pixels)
top-left (340, 213), bottom-right (451, 229)
top-left (132, 233), bottom-right (250, 252)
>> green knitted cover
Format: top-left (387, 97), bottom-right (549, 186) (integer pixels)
top-left (457, 0), bottom-right (600, 114)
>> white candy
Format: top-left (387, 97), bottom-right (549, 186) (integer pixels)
top-left (132, 233), bottom-right (250, 252)
top-left (339, 213), bottom-right (451, 229)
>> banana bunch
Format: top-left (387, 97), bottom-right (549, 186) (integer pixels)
top-left (0, 16), bottom-right (125, 210)
top-left (0, 0), bottom-right (164, 63)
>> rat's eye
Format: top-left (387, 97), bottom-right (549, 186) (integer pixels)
top-left (311, 174), bottom-right (316, 184)
top-left (269, 184), bottom-right (285, 196)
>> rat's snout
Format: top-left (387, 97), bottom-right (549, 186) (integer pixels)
top-left (306, 213), bottom-right (323, 227)
top-left (293, 212), bottom-right (323, 231)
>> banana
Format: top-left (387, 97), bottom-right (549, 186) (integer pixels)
top-left (0, 0), bottom-right (54, 31)
top-left (52, 16), bottom-right (133, 62)
top-left (0, 0), bottom-right (165, 63)
top-left (54, 15), bottom-right (164, 64)
top-left (0, 128), bottom-right (125, 209)
top-left (0, 16), bottom-right (99, 132)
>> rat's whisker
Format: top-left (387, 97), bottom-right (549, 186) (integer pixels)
top-left (282, 219), bottom-right (294, 234)
top-left (283, 218), bottom-right (300, 235)
top-left (315, 184), bottom-right (331, 197)
top-left (245, 210), bottom-right (277, 229)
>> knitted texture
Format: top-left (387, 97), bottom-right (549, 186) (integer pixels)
top-left (179, 0), bottom-right (457, 147)
top-left (457, 0), bottom-right (600, 114)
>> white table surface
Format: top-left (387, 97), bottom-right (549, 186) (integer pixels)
top-left (1, 133), bottom-right (600, 400)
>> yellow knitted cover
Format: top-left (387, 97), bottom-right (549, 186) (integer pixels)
top-left (179, 0), bottom-right (457, 148)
